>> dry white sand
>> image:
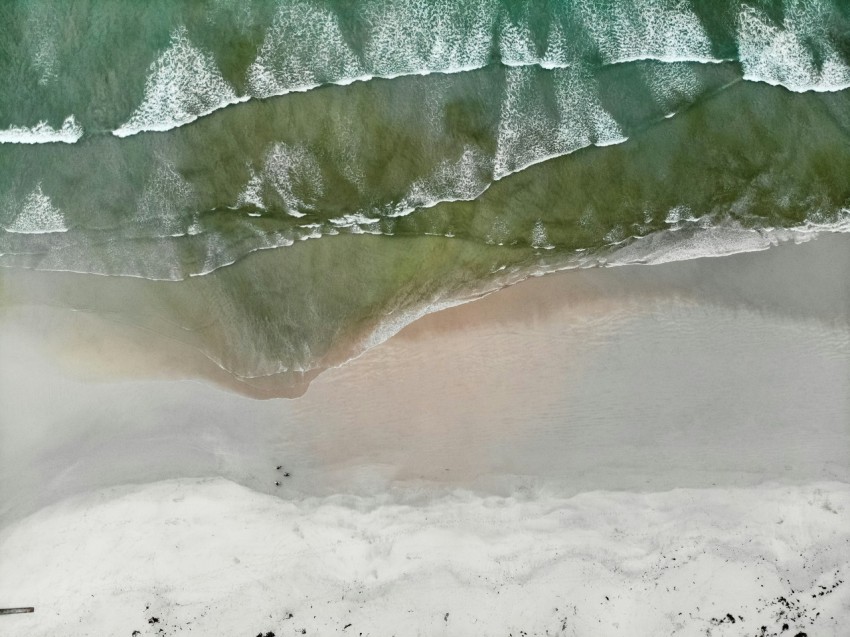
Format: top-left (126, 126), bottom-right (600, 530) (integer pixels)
top-left (0, 235), bottom-right (848, 635)
top-left (0, 479), bottom-right (848, 636)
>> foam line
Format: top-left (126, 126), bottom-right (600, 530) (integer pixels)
top-left (113, 27), bottom-right (246, 138)
top-left (0, 116), bottom-right (83, 144)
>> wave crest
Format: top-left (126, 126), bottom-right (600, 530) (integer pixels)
top-left (114, 26), bottom-right (246, 138)
top-left (0, 115), bottom-right (83, 144)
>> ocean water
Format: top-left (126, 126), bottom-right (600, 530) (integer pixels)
top-left (1, 0), bottom-right (849, 387)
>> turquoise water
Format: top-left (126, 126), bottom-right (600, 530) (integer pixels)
top-left (0, 0), bottom-right (848, 387)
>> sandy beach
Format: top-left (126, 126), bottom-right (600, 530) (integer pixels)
top-left (1, 479), bottom-right (847, 636)
top-left (1, 234), bottom-right (849, 635)
top-left (3, 2), bottom-right (850, 634)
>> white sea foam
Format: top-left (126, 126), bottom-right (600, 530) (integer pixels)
top-left (576, 0), bottom-right (716, 65)
top-left (103, 0), bottom-right (844, 139)
top-left (246, 2), bottom-right (364, 99)
top-left (4, 183), bottom-right (67, 234)
top-left (553, 66), bottom-right (627, 147)
top-left (613, 225), bottom-right (778, 265)
top-left (494, 66), bottom-right (626, 179)
top-left (244, 62), bottom-right (629, 234)
top-left (246, 0), bottom-right (497, 103)
top-left (263, 143), bottom-right (324, 217)
top-left (218, 1), bottom-right (721, 132)
top-left (234, 169), bottom-right (266, 210)
top-left (664, 204), bottom-right (691, 224)
top-left (0, 116), bottom-right (83, 144)
top-left (352, 63), bottom-right (625, 224)
top-left (19, 1), bottom-right (66, 86)
top-left (607, 211), bottom-right (850, 267)
top-left (390, 147), bottom-right (492, 218)
top-left (135, 163), bottom-right (196, 236)
top-left (301, 147), bottom-right (493, 229)
top-left (359, 295), bottom-right (471, 355)
top-left (114, 26), bottom-right (246, 138)
top-left (498, 13), bottom-right (538, 67)
top-left (541, 19), bottom-right (572, 70)
top-left (100, 2), bottom-right (724, 138)
top-left (643, 63), bottom-right (704, 112)
top-left (738, 2), bottom-right (850, 92)
top-left (240, 0), bottom-right (719, 108)
top-left (233, 143), bottom-right (326, 217)
top-left (531, 220), bottom-right (554, 249)
top-left (494, 66), bottom-right (556, 179)
top-left (361, 0), bottom-right (494, 78)
top-left (329, 212), bottom-right (381, 227)
top-left (298, 226), bottom-right (324, 241)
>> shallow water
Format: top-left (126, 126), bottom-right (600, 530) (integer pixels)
top-left (1, 1), bottom-right (849, 384)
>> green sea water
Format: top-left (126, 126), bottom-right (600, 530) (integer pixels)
top-left (0, 0), bottom-right (848, 388)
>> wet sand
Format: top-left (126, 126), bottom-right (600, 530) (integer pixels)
top-left (1, 234), bottom-right (848, 519)
top-left (0, 235), bottom-right (848, 635)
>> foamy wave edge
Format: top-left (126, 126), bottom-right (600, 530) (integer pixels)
top-left (107, 57), bottom-right (850, 140)
top-left (112, 95), bottom-right (251, 138)
top-left (235, 213), bottom-right (850, 381)
top-left (108, 55), bottom-right (725, 139)
top-left (2, 215), bottom-right (846, 383)
top-left (602, 213), bottom-right (850, 267)
top-left (0, 116), bottom-right (83, 145)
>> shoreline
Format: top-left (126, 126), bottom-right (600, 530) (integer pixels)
top-left (2, 227), bottom-right (848, 402)
top-left (1, 234), bottom-right (848, 524)
top-left (0, 234), bottom-right (848, 635)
